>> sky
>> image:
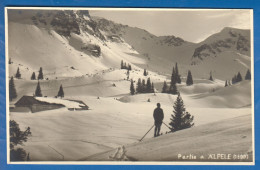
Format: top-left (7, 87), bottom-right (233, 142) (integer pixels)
top-left (90, 9), bottom-right (252, 43)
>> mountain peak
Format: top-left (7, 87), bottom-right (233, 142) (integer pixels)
top-left (191, 27), bottom-right (250, 64)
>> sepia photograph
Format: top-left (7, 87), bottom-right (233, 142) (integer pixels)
top-left (6, 8), bottom-right (254, 164)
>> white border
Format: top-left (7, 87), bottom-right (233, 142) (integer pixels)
top-left (5, 7), bottom-right (255, 165)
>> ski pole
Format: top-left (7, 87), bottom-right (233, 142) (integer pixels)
top-left (163, 122), bottom-right (171, 129)
top-left (139, 125), bottom-right (155, 142)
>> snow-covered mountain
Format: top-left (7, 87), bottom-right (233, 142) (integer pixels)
top-left (191, 27), bottom-right (250, 64)
top-left (92, 17), bottom-right (251, 80)
top-left (8, 9), bottom-right (251, 81)
top-left (8, 10), bottom-right (142, 79)
top-left (8, 9), bottom-right (252, 162)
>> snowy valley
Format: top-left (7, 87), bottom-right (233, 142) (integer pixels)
top-left (7, 9), bottom-right (253, 163)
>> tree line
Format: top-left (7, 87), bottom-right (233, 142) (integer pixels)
top-left (14, 67), bottom-right (44, 80)
top-left (130, 77), bottom-right (155, 95)
top-left (161, 63), bottom-right (195, 94)
top-left (121, 60), bottom-right (132, 70)
top-left (9, 77), bottom-right (64, 101)
top-left (223, 69), bottom-right (251, 87)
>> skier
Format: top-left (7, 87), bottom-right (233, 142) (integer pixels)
top-left (153, 103), bottom-right (164, 137)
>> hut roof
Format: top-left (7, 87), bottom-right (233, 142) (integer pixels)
top-left (15, 96), bottom-right (44, 106)
top-left (15, 96), bottom-right (63, 106)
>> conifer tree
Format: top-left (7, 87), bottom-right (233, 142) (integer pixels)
top-left (175, 63), bottom-right (181, 84)
top-left (143, 69), bottom-right (147, 76)
top-left (31, 72), bottom-right (36, 80)
top-left (35, 81), bottom-right (42, 97)
top-left (236, 72), bottom-right (242, 82)
top-left (10, 120), bottom-right (31, 161)
top-left (186, 70), bottom-right (193, 86)
top-left (209, 71), bottom-right (213, 81)
top-left (9, 76), bottom-right (17, 101)
top-left (162, 81), bottom-right (168, 93)
top-left (136, 78), bottom-right (142, 93)
top-left (171, 66), bottom-right (176, 86)
top-left (57, 85), bottom-right (64, 98)
top-left (130, 79), bottom-right (135, 95)
top-left (245, 69), bottom-right (251, 80)
top-left (15, 67), bottom-right (21, 79)
top-left (169, 82), bottom-right (178, 95)
top-left (151, 82), bottom-right (155, 93)
top-left (121, 60), bottom-right (123, 69)
top-left (141, 79), bottom-right (146, 93)
top-left (169, 93), bottom-right (194, 132)
top-left (128, 64), bottom-right (132, 70)
top-left (146, 78), bottom-right (152, 93)
top-left (127, 64), bottom-right (132, 70)
top-left (225, 80), bottom-right (228, 87)
top-left (38, 67), bottom-right (44, 80)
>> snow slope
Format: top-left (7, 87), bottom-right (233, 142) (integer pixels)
top-left (84, 113), bottom-right (252, 162)
top-left (10, 92), bottom-right (251, 161)
top-left (8, 20), bottom-right (142, 79)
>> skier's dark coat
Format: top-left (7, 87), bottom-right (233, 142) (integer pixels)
top-left (153, 107), bottom-right (164, 124)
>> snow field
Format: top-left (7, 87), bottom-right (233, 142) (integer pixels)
top-left (10, 92), bottom-right (251, 161)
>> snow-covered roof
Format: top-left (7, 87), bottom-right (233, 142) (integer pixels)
top-left (35, 97), bottom-right (87, 109)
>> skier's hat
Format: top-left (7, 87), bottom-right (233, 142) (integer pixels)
top-left (157, 103), bottom-right (160, 107)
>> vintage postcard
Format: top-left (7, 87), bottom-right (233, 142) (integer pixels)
top-left (5, 7), bottom-right (254, 165)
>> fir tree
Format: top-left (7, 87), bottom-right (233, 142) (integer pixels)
top-left (169, 82), bottom-right (178, 95)
top-left (121, 60), bottom-right (124, 69)
top-left (169, 93), bottom-right (194, 132)
top-left (162, 81), bottom-right (168, 93)
top-left (209, 71), bottom-right (213, 81)
top-left (136, 78), bottom-right (142, 93)
top-left (128, 64), bottom-right (132, 70)
top-left (130, 79), bottom-right (135, 95)
top-left (236, 72), bottom-right (242, 82)
top-left (151, 83), bottom-right (155, 93)
top-left (10, 120), bottom-right (31, 161)
top-left (9, 76), bottom-right (17, 101)
top-left (38, 67), bottom-right (44, 80)
top-left (57, 85), bottom-right (64, 98)
top-left (127, 64), bottom-right (131, 70)
top-left (171, 66), bottom-right (176, 86)
top-left (225, 80), bottom-right (228, 87)
top-left (31, 72), bottom-right (36, 80)
top-left (186, 70), bottom-right (193, 86)
top-left (141, 79), bottom-right (146, 93)
top-left (143, 69), bottom-right (147, 76)
top-left (15, 67), bottom-right (21, 79)
top-left (35, 81), bottom-right (42, 97)
top-left (175, 63), bottom-right (181, 84)
top-left (245, 69), bottom-right (251, 80)
top-left (146, 78), bottom-right (152, 93)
